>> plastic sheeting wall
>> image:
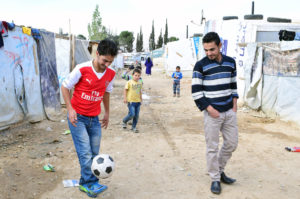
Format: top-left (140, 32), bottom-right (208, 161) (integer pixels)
top-left (55, 38), bottom-right (70, 104)
top-left (75, 39), bottom-right (91, 66)
top-left (262, 75), bottom-right (300, 125)
top-left (0, 27), bottom-right (44, 129)
top-left (38, 31), bottom-right (61, 121)
top-left (243, 42), bottom-right (300, 126)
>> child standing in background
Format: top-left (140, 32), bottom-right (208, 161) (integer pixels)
top-left (172, 66), bottom-right (183, 97)
top-left (121, 65), bottom-right (135, 80)
top-left (122, 65), bottom-right (143, 84)
top-left (122, 69), bottom-right (143, 133)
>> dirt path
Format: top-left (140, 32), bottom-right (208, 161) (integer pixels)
top-left (1, 63), bottom-right (300, 199)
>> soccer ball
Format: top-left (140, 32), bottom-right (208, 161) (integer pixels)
top-left (91, 154), bottom-right (115, 179)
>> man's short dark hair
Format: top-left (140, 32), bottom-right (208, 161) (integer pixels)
top-left (97, 39), bottom-right (118, 56)
top-left (132, 68), bottom-right (141, 75)
top-left (176, 66), bottom-right (180, 69)
top-left (202, 32), bottom-right (221, 46)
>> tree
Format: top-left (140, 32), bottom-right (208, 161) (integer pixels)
top-left (119, 31), bottom-right (134, 52)
top-left (163, 19), bottom-right (168, 45)
top-left (88, 5), bottom-right (107, 40)
top-left (168, 36), bottom-right (179, 42)
top-left (136, 27), bottom-right (143, 52)
top-left (156, 29), bottom-right (163, 49)
top-left (149, 20), bottom-right (155, 51)
top-left (106, 28), bottom-right (120, 47)
top-left (136, 32), bottom-right (140, 52)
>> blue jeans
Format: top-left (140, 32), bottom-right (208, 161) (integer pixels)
top-left (173, 81), bottom-right (180, 94)
top-left (123, 102), bottom-right (141, 128)
top-left (67, 113), bottom-right (101, 186)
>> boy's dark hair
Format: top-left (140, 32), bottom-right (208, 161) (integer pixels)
top-left (176, 66), bottom-right (180, 69)
top-left (202, 32), bottom-right (221, 46)
top-left (132, 68), bottom-right (141, 75)
top-left (97, 39), bottom-right (118, 56)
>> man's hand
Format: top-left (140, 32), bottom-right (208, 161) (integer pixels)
top-left (232, 104), bottom-right (237, 112)
top-left (207, 105), bottom-right (220, 118)
top-left (68, 107), bottom-right (78, 127)
top-left (232, 97), bottom-right (238, 112)
top-left (100, 112), bottom-right (109, 129)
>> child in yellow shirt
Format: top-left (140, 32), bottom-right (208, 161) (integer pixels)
top-left (122, 69), bottom-right (142, 133)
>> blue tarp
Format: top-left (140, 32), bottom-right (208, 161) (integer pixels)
top-left (0, 27), bottom-right (44, 128)
top-left (37, 31), bottom-right (61, 121)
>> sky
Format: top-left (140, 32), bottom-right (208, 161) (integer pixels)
top-left (1, 0), bottom-right (300, 49)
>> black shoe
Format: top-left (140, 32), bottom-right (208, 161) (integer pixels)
top-left (220, 172), bottom-right (236, 184)
top-left (211, 181), bottom-right (221, 194)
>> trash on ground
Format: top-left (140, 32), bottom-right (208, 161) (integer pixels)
top-left (62, 129), bottom-right (71, 135)
top-left (63, 179), bottom-right (79, 187)
top-left (285, 147), bottom-right (300, 152)
top-left (43, 164), bottom-right (55, 172)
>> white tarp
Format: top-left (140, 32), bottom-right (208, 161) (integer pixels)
top-left (262, 75), bottom-right (300, 125)
top-left (244, 46), bottom-right (263, 109)
top-left (0, 27), bottom-right (44, 128)
top-left (55, 38), bottom-right (70, 104)
top-left (164, 38), bottom-right (198, 76)
top-left (242, 42), bottom-right (300, 125)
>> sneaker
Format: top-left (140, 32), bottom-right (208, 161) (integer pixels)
top-left (122, 122), bottom-right (127, 129)
top-left (132, 127), bottom-right (139, 133)
top-left (79, 184), bottom-right (97, 198)
top-left (90, 182), bottom-right (107, 194)
top-left (173, 94), bottom-right (176, 97)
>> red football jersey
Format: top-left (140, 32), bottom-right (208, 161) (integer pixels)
top-left (63, 61), bottom-right (115, 116)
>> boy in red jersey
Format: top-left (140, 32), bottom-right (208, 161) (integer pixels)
top-left (61, 39), bottom-right (118, 198)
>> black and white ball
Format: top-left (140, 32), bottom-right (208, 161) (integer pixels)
top-left (91, 154), bottom-right (115, 179)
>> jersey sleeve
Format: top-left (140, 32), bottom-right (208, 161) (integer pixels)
top-left (62, 65), bottom-right (82, 89)
top-left (105, 77), bottom-right (115, 93)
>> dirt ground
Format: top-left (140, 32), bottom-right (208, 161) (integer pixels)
top-left (1, 62), bottom-right (300, 199)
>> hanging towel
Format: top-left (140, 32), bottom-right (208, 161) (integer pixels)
top-left (22, 27), bottom-right (32, 36)
top-left (31, 28), bottom-right (41, 40)
top-left (1, 21), bottom-right (8, 37)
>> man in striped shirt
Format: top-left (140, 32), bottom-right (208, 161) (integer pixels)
top-left (192, 32), bottom-right (239, 195)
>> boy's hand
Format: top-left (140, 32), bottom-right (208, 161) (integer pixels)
top-left (68, 107), bottom-right (78, 127)
top-left (100, 112), bottom-right (109, 129)
top-left (124, 99), bottom-right (127, 104)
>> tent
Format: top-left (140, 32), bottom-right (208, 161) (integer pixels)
top-left (0, 26), bottom-right (44, 129)
top-left (164, 37), bottom-right (201, 76)
top-left (0, 22), bottom-right (93, 129)
top-left (203, 19), bottom-right (300, 99)
top-left (242, 41), bottom-right (300, 125)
